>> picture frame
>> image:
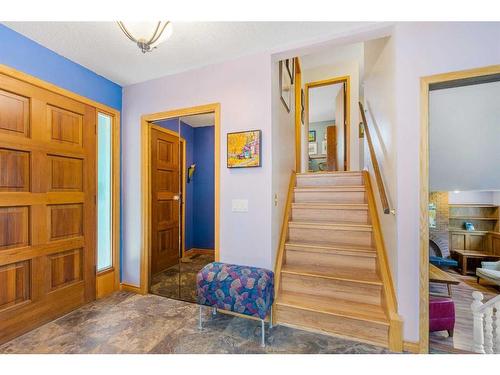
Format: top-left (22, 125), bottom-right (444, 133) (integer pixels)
top-left (279, 60), bottom-right (291, 113)
top-left (308, 130), bottom-right (316, 142)
top-left (227, 129), bottom-right (262, 168)
top-left (308, 142), bottom-right (317, 155)
top-left (286, 58), bottom-right (294, 84)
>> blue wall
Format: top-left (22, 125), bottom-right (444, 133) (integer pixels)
top-left (155, 119), bottom-right (215, 251)
top-left (0, 24), bottom-right (122, 110)
top-left (192, 126), bottom-right (215, 249)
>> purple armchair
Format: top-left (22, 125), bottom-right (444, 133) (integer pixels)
top-left (429, 296), bottom-right (455, 337)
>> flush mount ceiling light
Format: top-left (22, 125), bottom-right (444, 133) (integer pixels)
top-left (117, 21), bottom-right (173, 53)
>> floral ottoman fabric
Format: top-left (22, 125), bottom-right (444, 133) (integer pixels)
top-left (196, 262), bottom-right (274, 320)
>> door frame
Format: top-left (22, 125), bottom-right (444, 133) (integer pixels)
top-left (294, 57), bottom-right (302, 172)
top-left (304, 76), bottom-right (351, 172)
top-left (140, 103), bottom-right (221, 294)
top-left (0, 64), bottom-right (121, 301)
top-left (419, 64), bottom-right (500, 353)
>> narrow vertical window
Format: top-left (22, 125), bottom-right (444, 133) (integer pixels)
top-left (97, 113), bottom-right (113, 271)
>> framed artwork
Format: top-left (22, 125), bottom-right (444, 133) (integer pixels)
top-left (279, 60), bottom-right (291, 113)
top-left (227, 130), bottom-right (262, 168)
top-left (308, 130), bottom-right (316, 142)
top-left (308, 142), bottom-right (317, 155)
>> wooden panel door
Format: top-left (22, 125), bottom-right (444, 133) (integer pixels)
top-left (0, 72), bottom-right (96, 344)
top-left (151, 128), bottom-right (180, 276)
top-left (326, 125), bottom-right (337, 171)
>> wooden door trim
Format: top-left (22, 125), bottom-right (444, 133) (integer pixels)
top-left (419, 64), bottom-right (500, 354)
top-left (140, 103), bottom-right (221, 294)
top-left (0, 65), bottom-right (121, 300)
top-left (305, 76), bottom-right (350, 171)
top-left (294, 57), bottom-right (302, 172)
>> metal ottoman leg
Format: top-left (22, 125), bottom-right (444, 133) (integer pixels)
top-left (198, 305), bottom-right (203, 330)
top-left (261, 319), bottom-right (265, 347)
top-left (269, 308), bottom-right (273, 329)
top-left (212, 306), bottom-right (217, 316)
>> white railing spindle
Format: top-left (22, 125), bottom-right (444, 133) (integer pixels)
top-left (471, 291), bottom-right (500, 354)
top-left (484, 306), bottom-right (494, 354)
top-left (495, 302), bottom-right (500, 354)
top-left (471, 291), bottom-right (486, 354)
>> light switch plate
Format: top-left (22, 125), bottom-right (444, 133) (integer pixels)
top-left (232, 199), bottom-right (248, 212)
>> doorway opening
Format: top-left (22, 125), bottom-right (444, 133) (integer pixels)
top-left (420, 66), bottom-right (500, 354)
top-left (304, 77), bottom-right (350, 173)
top-left (140, 104), bottom-right (220, 302)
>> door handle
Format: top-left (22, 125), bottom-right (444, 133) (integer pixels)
top-left (173, 195), bottom-right (180, 201)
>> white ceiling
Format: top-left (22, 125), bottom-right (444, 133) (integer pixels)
top-left (309, 83), bottom-right (342, 123)
top-left (3, 22), bottom-right (369, 86)
top-left (300, 42), bottom-right (364, 71)
top-left (180, 113), bottom-right (214, 127)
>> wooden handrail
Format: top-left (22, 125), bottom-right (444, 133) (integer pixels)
top-left (359, 102), bottom-right (392, 215)
top-left (272, 171), bottom-right (296, 324)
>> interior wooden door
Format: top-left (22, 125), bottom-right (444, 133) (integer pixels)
top-left (150, 127), bottom-right (180, 276)
top-left (0, 72), bottom-right (96, 344)
top-left (326, 125), bottom-right (337, 171)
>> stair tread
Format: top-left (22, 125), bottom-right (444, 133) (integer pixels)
top-left (292, 203), bottom-right (368, 210)
top-left (285, 242), bottom-right (376, 255)
top-left (276, 291), bottom-right (389, 325)
top-left (296, 171), bottom-right (363, 176)
top-left (282, 264), bottom-right (382, 285)
top-left (288, 221), bottom-right (372, 230)
top-left (295, 186), bottom-right (365, 191)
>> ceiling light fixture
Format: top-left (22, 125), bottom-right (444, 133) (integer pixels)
top-left (117, 21), bottom-right (173, 53)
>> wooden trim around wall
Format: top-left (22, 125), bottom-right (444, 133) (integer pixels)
top-left (304, 76), bottom-right (350, 171)
top-left (140, 103), bottom-right (221, 295)
top-left (120, 283), bottom-right (142, 294)
top-left (294, 57), bottom-right (302, 172)
top-left (0, 64), bottom-right (122, 301)
top-left (419, 64), bottom-right (500, 354)
top-left (403, 341), bottom-right (421, 354)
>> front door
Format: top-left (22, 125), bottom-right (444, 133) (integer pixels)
top-left (150, 127), bottom-right (180, 276)
top-left (0, 72), bottom-right (96, 344)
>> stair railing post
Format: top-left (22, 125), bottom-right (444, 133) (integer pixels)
top-left (471, 291), bottom-right (486, 354)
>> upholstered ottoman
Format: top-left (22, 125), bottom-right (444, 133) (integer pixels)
top-left (196, 262), bottom-right (274, 346)
top-left (429, 296), bottom-right (455, 337)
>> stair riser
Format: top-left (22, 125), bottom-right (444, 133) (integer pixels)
top-left (281, 273), bottom-right (382, 305)
top-left (288, 227), bottom-right (373, 247)
top-left (285, 249), bottom-right (377, 273)
top-left (291, 207), bottom-right (369, 224)
top-left (294, 190), bottom-right (366, 204)
top-left (296, 175), bottom-right (363, 187)
top-left (276, 305), bottom-right (388, 347)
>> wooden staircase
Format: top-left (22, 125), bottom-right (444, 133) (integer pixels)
top-left (274, 170), bottom-right (403, 351)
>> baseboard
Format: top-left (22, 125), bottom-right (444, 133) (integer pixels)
top-left (120, 283), bottom-right (142, 294)
top-left (185, 248), bottom-right (214, 255)
top-left (403, 341), bottom-right (421, 354)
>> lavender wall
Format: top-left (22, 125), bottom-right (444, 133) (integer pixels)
top-left (121, 53), bottom-right (272, 285)
top-left (393, 22), bottom-right (500, 341)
